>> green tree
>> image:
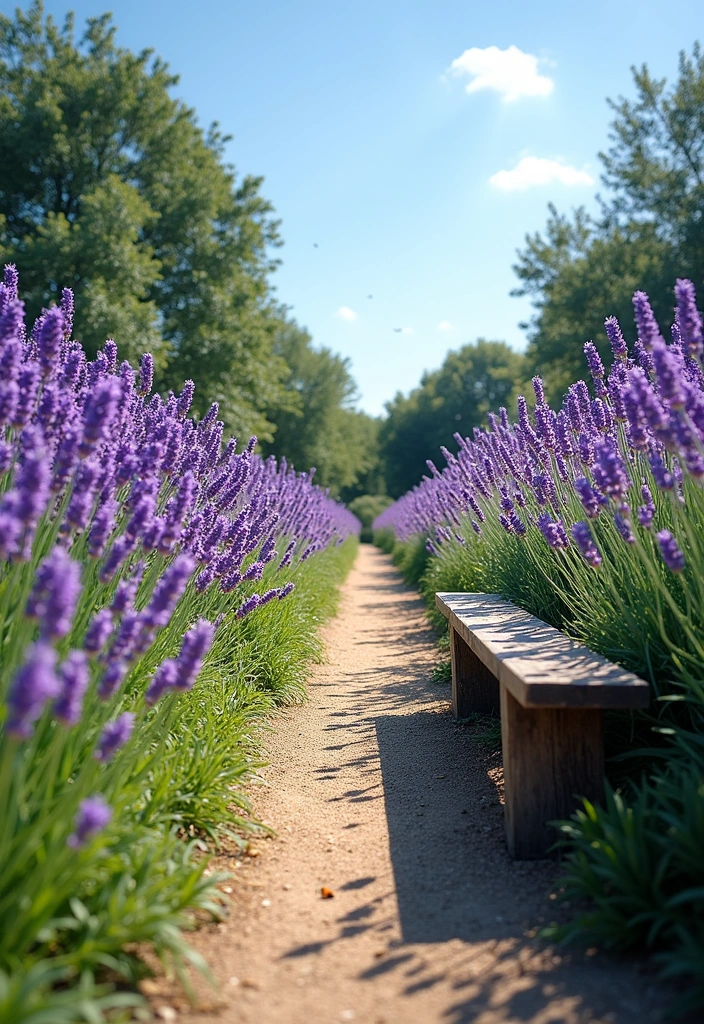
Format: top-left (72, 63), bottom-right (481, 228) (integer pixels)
top-left (514, 43), bottom-right (704, 401)
top-left (379, 340), bottom-right (526, 497)
top-left (261, 321), bottom-right (381, 496)
top-left (0, 2), bottom-right (287, 437)
top-left (347, 494), bottom-right (393, 543)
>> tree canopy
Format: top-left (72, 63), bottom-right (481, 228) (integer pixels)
top-left (0, 1), bottom-right (288, 437)
top-left (260, 321), bottom-right (382, 496)
top-left (379, 340), bottom-right (526, 497)
top-left (514, 44), bottom-right (704, 402)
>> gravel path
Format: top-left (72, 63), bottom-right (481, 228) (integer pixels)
top-left (176, 545), bottom-right (670, 1024)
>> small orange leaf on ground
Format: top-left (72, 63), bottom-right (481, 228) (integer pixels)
top-left (320, 886), bottom-right (335, 899)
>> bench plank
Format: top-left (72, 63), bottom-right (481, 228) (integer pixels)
top-left (436, 592), bottom-right (649, 710)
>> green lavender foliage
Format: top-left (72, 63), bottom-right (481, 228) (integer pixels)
top-left (0, 535), bottom-right (357, 1023)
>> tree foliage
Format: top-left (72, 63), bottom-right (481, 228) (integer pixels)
top-left (0, 1), bottom-right (288, 437)
top-left (379, 340), bottom-right (526, 497)
top-left (514, 43), bottom-right (704, 402)
top-left (261, 320), bottom-right (382, 496)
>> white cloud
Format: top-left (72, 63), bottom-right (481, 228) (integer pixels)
top-left (489, 156), bottom-right (594, 192)
top-left (401, 326), bottom-right (415, 335)
top-left (448, 45), bottom-right (553, 102)
top-left (437, 320), bottom-right (454, 332)
top-left (335, 306), bottom-right (357, 322)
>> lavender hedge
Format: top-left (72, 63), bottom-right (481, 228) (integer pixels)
top-left (0, 265), bottom-right (359, 1020)
top-left (374, 280), bottom-right (704, 1009)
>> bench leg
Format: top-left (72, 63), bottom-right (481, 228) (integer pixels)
top-left (500, 684), bottom-right (604, 859)
top-left (450, 624), bottom-right (500, 718)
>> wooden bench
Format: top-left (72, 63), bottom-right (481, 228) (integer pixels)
top-left (435, 592), bottom-right (650, 859)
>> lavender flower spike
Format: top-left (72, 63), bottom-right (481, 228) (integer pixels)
top-left (172, 620), bottom-right (215, 691)
top-left (656, 530), bottom-right (685, 573)
top-left (632, 290), bottom-right (663, 350)
top-left (95, 712), bottom-right (136, 762)
top-left (145, 658), bottom-right (179, 705)
top-left (604, 316), bottom-right (628, 360)
top-left (26, 547), bottom-right (82, 639)
top-left (675, 278), bottom-right (703, 360)
top-left (67, 796), bottom-right (112, 848)
top-left (236, 593), bottom-right (261, 618)
top-left (571, 521), bottom-right (602, 568)
top-left (54, 651), bottom-right (90, 726)
top-left (138, 353), bottom-right (154, 395)
top-left (6, 641), bottom-right (61, 738)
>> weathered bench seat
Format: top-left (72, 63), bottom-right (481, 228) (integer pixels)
top-left (436, 592), bottom-right (650, 859)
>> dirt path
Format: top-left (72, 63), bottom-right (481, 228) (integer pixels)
top-left (177, 546), bottom-right (671, 1024)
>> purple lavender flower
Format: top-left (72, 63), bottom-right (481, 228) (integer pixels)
top-left (0, 440), bottom-right (13, 475)
top-left (0, 297), bottom-right (24, 345)
top-left (138, 353), bottom-right (154, 395)
top-left (278, 539), bottom-right (296, 569)
top-left (26, 548), bottom-right (82, 638)
top-left (37, 307), bottom-right (64, 377)
top-left (633, 291), bottom-right (663, 350)
top-left (637, 485), bottom-right (656, 528)
top-left (0, 380), bottom-right (19, 427)
top-left (650, 453), bottom-right (675, 491)
top-left (109, 611), bottom-right (143, 661)
top-left (614, 512), bottom-right (635, 544)
top-left (236, 593), bottom-right (261, 618)
top-left (98, 659), bottom-right (128, 700)
top-left (656, 530), bottom-right (685, 573)
top-left (102, 340), bottom-right (118, 373)
top-left (88, 498), bottom-right (118, 558)
top-left (177, 380), bottom-right (196, 418)
top-left (84, 609), bottom-right (113, 654)
top-left (145, 658), bottom-right (179, 705)
top-left (532, 376), bottom-right (546, 405)
top-left (12, 364), bottom-right (40, 428)
top-left (142, 554), bottom-right (195, 628)
top-left (537, 513), bottom-right (569, 549)
top-left (67, 796), bottom-right (112, 848)
top-left (652, 340), bottom-right (687, 410)
top-left (591, 438), bottom-right (631, 502)
top-left (604, 316), bottom-right (628, 360)
top-left (54, 651), bottom-right (90, 726)
top-left (66, 460), bottom-right (99, 532)
top-left (675, 279), bottom-right (703, 361)
top-left (591, 398), bottom-right (610, 432)
top-left (12, 427), bottom-right (51, 534)
top-left (6, 641), bottom-right (60, 738)
top-left (578, 433), bottom-right (594, 465)
top-left (99, 536), bottom-right (136, 583)
top-left (172, 619), bottom-right (215, 691)
top-left (571, 521), bottom-right (602, 567)
top-left (112, 575), bottom-right (141, 615)
top-left (79, 379), bottom-right (121, 458)
top-left (60, 287), bottom-right (74, 339)
top-left (584, 341), bottom-right (605, 381)
top-left (95, 712), bottom-right (135, 762)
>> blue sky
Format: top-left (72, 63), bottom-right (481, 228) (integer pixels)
top-left (12, 0), bottom-right (704, 414)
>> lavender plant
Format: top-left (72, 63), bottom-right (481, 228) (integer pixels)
top-left (375, 281), bottom-right (704, 1005)
top-left (0, 265), bottom-right (359, 1019)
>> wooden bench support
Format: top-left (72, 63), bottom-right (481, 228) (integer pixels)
top-left (436, 592), bottom-right (648, 860)
top-left (450, 625), bottom-right (500, 718)
top-left (500, 684), bottom-right (604, 859)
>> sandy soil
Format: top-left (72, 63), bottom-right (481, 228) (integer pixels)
top-left (172, 545), bottom-right (674, 1024)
